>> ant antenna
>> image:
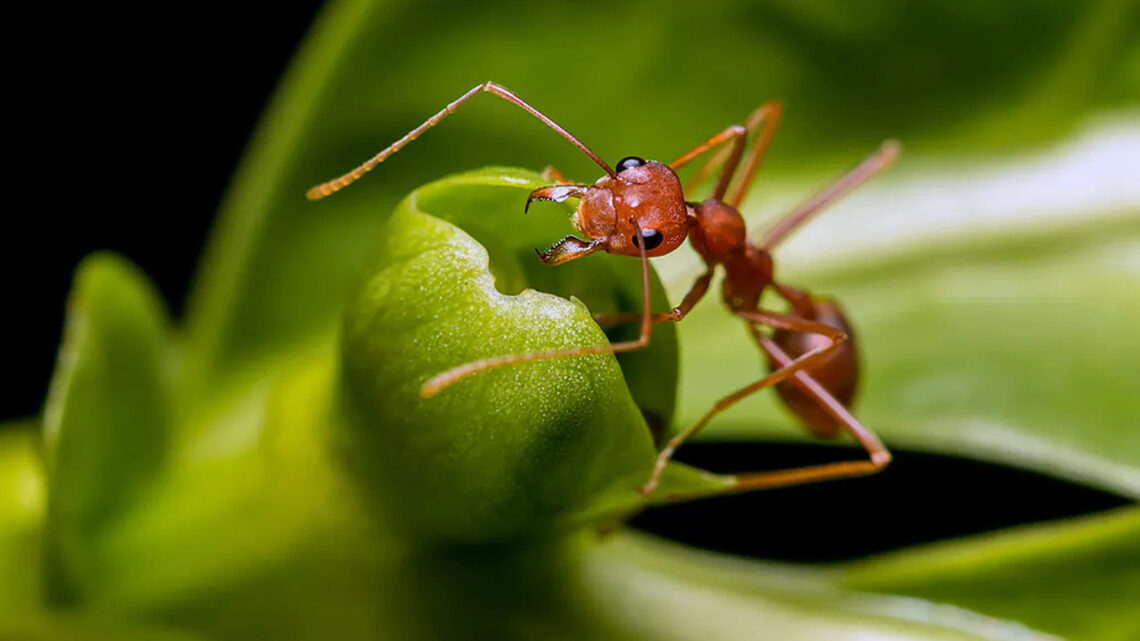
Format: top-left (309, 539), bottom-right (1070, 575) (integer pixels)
top-left (307, 82), bottom-right (616, 200)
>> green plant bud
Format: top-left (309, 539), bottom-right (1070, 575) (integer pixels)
top-left (338, 168), bottom-right (724, 543)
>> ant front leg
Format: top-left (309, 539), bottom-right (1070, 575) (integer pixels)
top-left (669, 126), bottom-right (748, 201)
top-left (541, 165), bottom-right (573, 185)
top-left (675, 101), bottom-right (783, 202)
top-left (725, 101), bottom-right (783, 207)
top-left (640, 307), bottom-right (846, 494)
top-left (593, 269), bottom-right (714, 327)
top-left (421, 223), bottom-right (657, 397)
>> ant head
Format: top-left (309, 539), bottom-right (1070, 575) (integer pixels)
top-left (530, 157), bottom-right (690, 265)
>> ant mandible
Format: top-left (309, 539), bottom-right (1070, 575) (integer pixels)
top-left (308, 81), bottom-right (899, 496)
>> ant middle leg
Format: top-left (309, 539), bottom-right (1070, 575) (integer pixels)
top-left (640, 307), bottom-right (846, 494)
top-left (421, 223), bottom-right (658, 397)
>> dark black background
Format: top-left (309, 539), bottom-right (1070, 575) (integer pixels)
top-left (6, 3), bottom-right (1130, 562)
top-left (5, 3), bottom-right (323, 420)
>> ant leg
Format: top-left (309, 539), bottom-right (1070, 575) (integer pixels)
top-left (307, 82), bottom-right (616, 200)
top-left (594, 269), bottom-right (713, 326)
top-left (679, 101), bottom-right (783, 200)
top-left (421, 224), bottom-right (656, 397)
top-left (669, 126), bottom-right (748, 200)
top-left (726, 101), bottom-right (783, 207)
top-left (772, 282), bottom-right (815, 319)
top-left (641, 308), bottom-right (846, 494)
top-left (758, 140), bottom-right (901, 251)
top-left (541, 165), bottom-right (572, 184)
top-left (737, 307), bottom-right (849, 381)
top-left (724, 333), bottom-right (890, 493)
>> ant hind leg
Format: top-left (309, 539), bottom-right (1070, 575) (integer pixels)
top-left (642, 326), bottom-right (889, 498)
top-left (641, 308), bottom-right (871, 495)
top-left (725, 333), bottom-right (891, 493)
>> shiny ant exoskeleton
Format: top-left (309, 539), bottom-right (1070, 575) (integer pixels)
top-left (308, 82), bottom-right (899, 496)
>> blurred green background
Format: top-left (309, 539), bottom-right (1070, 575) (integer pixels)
top-left (3, 0), bottom-right (1139, 639)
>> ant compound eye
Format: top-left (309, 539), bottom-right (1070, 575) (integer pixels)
top-left (632, 229), bottom-right (664, 251)
top-left (616, 156), bottom-right (646, 173)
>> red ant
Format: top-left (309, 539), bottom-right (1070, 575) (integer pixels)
top-left (308, 82), bottom-right (899, 496)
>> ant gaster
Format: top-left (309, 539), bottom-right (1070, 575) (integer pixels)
top-left (308, 82), bottom-right (899, 496)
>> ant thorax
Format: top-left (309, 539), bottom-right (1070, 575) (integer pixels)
top-left (689, 199), bottom-right (748, 264)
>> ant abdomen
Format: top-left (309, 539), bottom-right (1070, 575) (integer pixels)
top-left (769, 299), bottom-right (859, 439)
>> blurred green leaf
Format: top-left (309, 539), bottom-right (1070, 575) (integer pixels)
top-left (839, 507), bottom-right (1140, 641)
top-left (581, 533), bottom-right (1052, 641)
top-left (42, 253), bottom-right (172, 601)
top-left (0, 612), bottom-right (210, 641)
top-left (0, 423), bottom-right (45, 614)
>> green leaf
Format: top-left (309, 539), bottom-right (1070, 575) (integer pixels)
top-left (338, 167), bottom-right (704, 542)
top-left (87, 355), bottom-right (382, 614)
top-left (42, 253), bottom-right (172, 601)
top-left (581, 533), bottom-right (1053, 641)
top-left (839, 507), bottom-right (1140, 641)
top-left (0, 611), bottom-right (210, 641)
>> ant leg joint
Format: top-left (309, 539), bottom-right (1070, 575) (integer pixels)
top-left (871, 449), bottom-right (892, 468)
